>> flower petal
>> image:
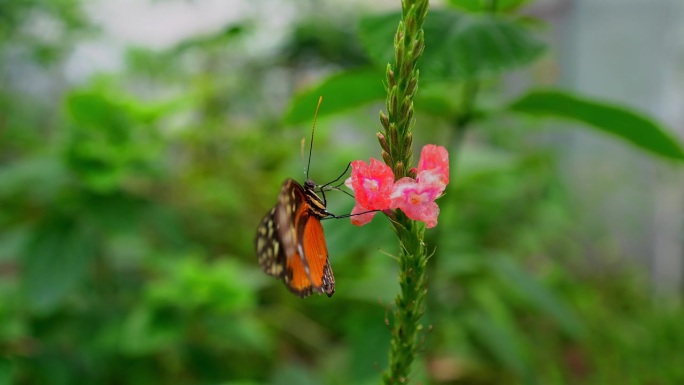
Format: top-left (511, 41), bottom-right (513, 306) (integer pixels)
top-left (349, 158), bottom-right (394, 211)
top-left (349, 203), bottom-right (377, 226)
top-left (407, 201), bottom-right (439, 228)
top-left (344, 176), bottom-right (353, 190)
top-left (417, 144), bottom-right (449, 185)
top-left (415, 170), bottom-right (446, 199)
top-left (390, 177), bottom-right (441, 228)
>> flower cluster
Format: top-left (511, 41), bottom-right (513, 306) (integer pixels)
top-left (345, 144), bottom-right (449, 228)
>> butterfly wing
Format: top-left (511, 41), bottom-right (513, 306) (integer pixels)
top-left (297, 212), bottom-right (335, 297)
top-left (256, 205), bottom-right (287, 279)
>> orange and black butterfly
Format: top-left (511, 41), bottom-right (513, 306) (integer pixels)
top-left (255, 178), bottom-right (335, 297)
top-left (255, 97), bottom-right (339, 298)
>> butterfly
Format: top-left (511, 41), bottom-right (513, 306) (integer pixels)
top-left (255, 96), bottom-right (337, 298)
top-left (255, 177), bottom-right (335, 297)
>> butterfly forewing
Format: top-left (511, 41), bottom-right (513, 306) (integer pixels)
top-left (255, 178), bottom-right (335, 298)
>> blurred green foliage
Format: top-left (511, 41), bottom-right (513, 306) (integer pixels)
top-left (1, 1), bottom-right (683, 385)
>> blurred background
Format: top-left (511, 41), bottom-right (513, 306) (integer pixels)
top-left (1, 0), bottom-right (683, 384)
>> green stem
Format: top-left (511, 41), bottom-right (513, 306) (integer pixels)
top-left (377, 0), bottom-right (430, 383)
top-left (382, 213), bottom-right (428, 385)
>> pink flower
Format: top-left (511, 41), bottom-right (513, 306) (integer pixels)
top-left (417, 144), bottom-right (449, 184)
top-left (346, 145), bottom-right (450, 228)
top-left (346, 158), bottom-right (394, 210)
top-left (345, 158), bottom-right (394, 226)
top-left (390, 170), bottom-right (446, 228)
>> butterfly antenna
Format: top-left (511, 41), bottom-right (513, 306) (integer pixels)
top-left (306, 96), bottom-right (323, 180)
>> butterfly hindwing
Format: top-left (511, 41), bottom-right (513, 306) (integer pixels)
top-left (298, 210), bottom-right (334, 296)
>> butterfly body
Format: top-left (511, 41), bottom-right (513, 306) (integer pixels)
top-left (256, 178), bottom-right (335, 298)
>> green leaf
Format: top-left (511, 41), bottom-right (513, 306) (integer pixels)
top-left (21, 217), bottom-right (98, 312)
top-left (64, 88), bottom-right (164, 193)
top-left (446, 0), bottom-right (534, 12)
top-left (509, 89), bottom-right (684, 161)
top-left (446, 0), bottom-right (486, 11)
top-left (358, 10), bottom-right (546, 81)
top-left (66, 90), bottom-right (130, 132)
top-left (272, 363), bottom-right (320, 385)
top-left (465, 311), bottom-right (530, 378)
top-left (119, 306), bottom-right (182, 355)
top-left (148, 258), bottom-right (261, 312)
top-left (0, 357), bottom-right (15, 385)
top-left (0, 156), bottom-right (68, 203)
top-left (357, 14), bottom-right (400, 74)
top-left (489, 256), bottom-right (584, 338)
top-left (284, 68), bottom-right (384, 124)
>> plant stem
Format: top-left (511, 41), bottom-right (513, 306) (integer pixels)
top-left (377, 0), bottom-right (430, 383)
